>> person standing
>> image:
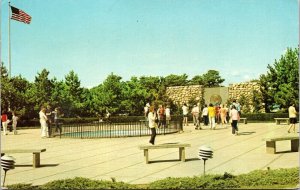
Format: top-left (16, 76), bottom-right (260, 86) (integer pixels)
top-left (165, 105), bottom-right (171, 127)
top-left (148, 106), bottom-right (157, 145)
top-left (208, 103), bottom-right (216, 130)
top-left (232, 99), bottom-right (241, 116)
top-left (45, 105), bottom-right (53, 137)
top-left (182, 103), bottom-right (189, 127)
top-left (7, 110), bottom-right (13, 132)
top-left (215, 104), bottom-right (221, 124)
top-left (144, 103), bottom-right (150, 119)
top-left (192, 104), bottom-right (201, 130)
top-left (230, 105), bottom-right (240, 135)
top-left (53, 107), bottom-right (63, 135)
top-left (12, 111), bottom-right (19, 135)
top-left (202, 104), bottom-right (209, 126)
top-left (288, 103), bottom-right (297, 133)
top-left (157, 105), bottom-right (165, 128)
top-left (39, 107), bottom-right (48, 138)
top-left (220, 104), bottom-right (228, 127)
top-left (144, 103), bottom-right (150, 127)
top-left (1, 110), bottom-right (8, 135)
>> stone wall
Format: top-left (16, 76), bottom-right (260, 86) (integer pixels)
top-left (228, 82), bottom-right (260, 100)
top-left (228, 81), bottom-right (262, 112)
top-left (166, 85), bottom-right (203, 105)
top-left (165, 81), bottom-right (263, 112)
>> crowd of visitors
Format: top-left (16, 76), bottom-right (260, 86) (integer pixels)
top-left (1, 99), bottom-right (298, 143)
top-left (178, 100), bottom-right (243, 134)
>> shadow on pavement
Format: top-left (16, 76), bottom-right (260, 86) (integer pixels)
top-left (275, 150), bottom-right (298, 154)
top-left (238, 132), bottom-right (256, 135)
top-left (15, 164), bottom-right (59, 168)
top-left (148, 157), bottom-right (199, 164)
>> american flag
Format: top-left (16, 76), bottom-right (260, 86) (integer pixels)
top-left (11, 6), bottom-right (31, 24)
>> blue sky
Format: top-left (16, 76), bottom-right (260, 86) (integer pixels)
top-left (0, 0), bottom-right (298, 88)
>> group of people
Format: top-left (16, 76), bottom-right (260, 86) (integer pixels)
top-left (39, 105), bottom-right (62, 138)
top-left (1, 109), bottom-right (18, 135)
top-left (145, 100), bottom-right (243, 145)
top-left (182, 100), bottom-right (242, 135)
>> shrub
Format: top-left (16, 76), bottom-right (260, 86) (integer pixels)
top-left (7, 183), bottom-right (39, 190)
top-left (5, 168), bottom-right (299, 189)
top-left (40, 177), bottom-right (138, 189)
top-left (241, 113), bottom-right (292, 121)
top-left (148, 173), bottom-right (240, 189)
top-left (236, 167), bottom-right (299, 187)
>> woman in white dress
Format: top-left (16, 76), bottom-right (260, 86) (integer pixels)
top-left (39, 107), bottom-right (48, 138)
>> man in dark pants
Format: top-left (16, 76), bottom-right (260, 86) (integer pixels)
top-left (7, 110), bottom-right (13, 132)
top-left (53, 107), bottom-right (63, 137)
top-left (46, 105), bottom-right (53, 137)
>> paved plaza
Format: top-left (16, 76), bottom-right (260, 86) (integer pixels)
top-left (1, 122), bottom-right (299, 186)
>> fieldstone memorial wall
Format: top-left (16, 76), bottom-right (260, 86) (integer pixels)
top-left (166, 81), bottom-right (262, 112)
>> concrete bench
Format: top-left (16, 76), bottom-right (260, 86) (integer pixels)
top-left (239, 118), bottom-right (247, 124)
top-left (274, 118), bottom-right (290, 125)
top-left (263, 136), bottom-right (299, 154)
top-left (139, 143), bottom-right (191, 164)
top-left (1, 148), bottom-right (46, 168)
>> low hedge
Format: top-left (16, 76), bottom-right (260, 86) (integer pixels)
top-left (40, 177), bottom-right (138, 189)
top-left (6, 167), bottom-right (299, 189)
top-left (241, 113), bottom-right (291, 121)
top-left (148, 173), bottom-right (240, 189)
top-left (236, 168), bottom-right (299, 187)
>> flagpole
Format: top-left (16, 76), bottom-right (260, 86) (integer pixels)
top-left (8, 1), bottom-right (11, 78)
top-left (0, 0), bottom-right (1, 108)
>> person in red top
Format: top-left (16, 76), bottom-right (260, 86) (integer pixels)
top-left (1, 110), bottom-right (8, 135)
top-left (157, 105), bottom-right (166, 128)
top-left (215, 104), bottom-right (221, 124)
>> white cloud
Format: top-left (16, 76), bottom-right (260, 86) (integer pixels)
top-left (243, 74), bottom-right (251, 80)
top-left (230, 70), bottom-right (241, 77)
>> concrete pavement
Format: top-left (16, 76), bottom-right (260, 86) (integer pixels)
top-left (1, 122), bottom-right (299, 186)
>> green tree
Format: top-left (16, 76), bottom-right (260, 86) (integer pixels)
top-left (90, 73), bottom-right (123, 116)
top-left (163, 74), bottom-right (188, 87)
top-left (62, 70), bottom-right (85, 117)
top-left (252, 90), bottom-right (263, 113)
top-left (202, 70), bottom-right (225, 87)
top-left (238, 95), bottom-right (250, 113)
top-left (121, 77), bottom-right (149, 115)
top-left (259, 47), bottom-right (299, 112)
top-left (189, 75), bottom-right (204, 85)
top-left (139, 76), bottom-right (161, 102)
top-left (50, 79), bottom-right (65, 109)
top-left (26, 69), bottom-right (54, 113)
top-left (1, 63), bottom-right (11, 111)
top-left (9, 75), bottom-right (31, 116)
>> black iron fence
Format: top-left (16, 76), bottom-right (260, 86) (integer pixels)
top-left (56, 118), bottom-right (183, 139)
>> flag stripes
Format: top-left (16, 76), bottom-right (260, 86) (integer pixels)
top-left (10, 6), bottom-right (31, 24)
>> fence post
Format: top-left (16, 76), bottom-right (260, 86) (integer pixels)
top-left (80, 124), bottom-right (83, 139)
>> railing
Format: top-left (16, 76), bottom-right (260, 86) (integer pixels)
top-left (57, 119), bottom-right (182, 139)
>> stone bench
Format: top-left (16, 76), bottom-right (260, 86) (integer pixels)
top-left (239, 118), bottom-right (247, 124)
top-left (1, 148), bottom-right (46, 168)
top-left (139, 143), bottom-right (191, 164)
top-left (274, 118), bottom-right (290, 125)
top-left (263, 136), bottom-right (299, 154)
